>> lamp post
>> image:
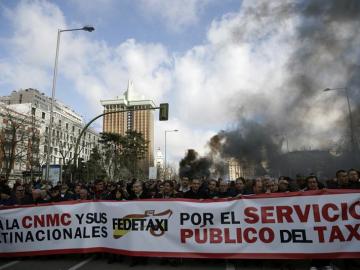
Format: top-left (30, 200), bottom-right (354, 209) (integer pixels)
top-left (164, 129), bottom-right (178, 180)
top-left (45, 26), bottom-right (95, 182)
top-left (323, 87), bottom-right (355, 152)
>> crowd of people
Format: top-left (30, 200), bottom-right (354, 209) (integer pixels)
top-left (1, 169), bottom-right (359, 206)
top-left (0, 169), bottom-right (359, 269)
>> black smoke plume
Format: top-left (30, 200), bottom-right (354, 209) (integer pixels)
top-left (180, 1), bottom-right (360, 178)
top-left (179, 149), bottom-right (212, 179)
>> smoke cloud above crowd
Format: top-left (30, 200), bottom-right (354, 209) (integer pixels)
top-left (179, 0), bottom-right (360, 178)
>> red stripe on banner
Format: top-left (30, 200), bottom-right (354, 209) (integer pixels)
top-left (0, 248), bottom-right (359, 259)
top-left (1, 189), bottom-right (359, 210)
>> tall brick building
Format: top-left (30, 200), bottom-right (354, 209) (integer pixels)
top-left (100, 81), bottom-right (155, 169)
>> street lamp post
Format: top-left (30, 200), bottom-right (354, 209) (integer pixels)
top-left (45, 26), bottom-right (95, 182)
top-left (323, 87), bottom-right (355, 152)
top-left (164, 129), bottom-right (178, 180)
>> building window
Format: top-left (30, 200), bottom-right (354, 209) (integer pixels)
top-left (31, 108), bottom-right (36, 115)
top-left (66, 123), bottom-right (68, 129)
top-left (72, 126), bottom-right (75, 132)
top-left (59, 120), bottom-right (61, 125)
top-left (42, 112), bottom-right (46, 119)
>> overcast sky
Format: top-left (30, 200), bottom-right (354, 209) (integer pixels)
top-left (0, 0), bottom-right (356, 169)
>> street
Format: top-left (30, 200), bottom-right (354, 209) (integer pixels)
top-left (0, 256), bottom-right (355, 270)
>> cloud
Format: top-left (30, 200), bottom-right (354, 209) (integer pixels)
top-left (137, 0), bottom-right (209, 31)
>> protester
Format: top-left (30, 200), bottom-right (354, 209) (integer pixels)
top-left (1, 167), bottom-right (359, 270)
top-left (184, 179), bottom-right (208, 199)
top-left (108, 188), bottom-right (126, 201)
top-left (251, 179), bottom-right (264, 195)
top-left (217, 180), bottom-right (235, 198)
top-left (348, 169), bottom-right (360, 189)
top-left (79, 188), bottom-right (90, 200)
top-left (155, 180), bottom-right (178, 199)
top-left (93, 179), bottom-right (109, 200)
top-left (234, 177), bottom-right (246, 196)
top-left (5, 184), bottom-right (32, 205)
top-left (177, 177), bottom-right (190, 194)
top-left (277, 178), bottom-right (290, 192)
top-left (31, 189), bottom-right (46, 204)
top-left (206, 179), bottom-right (219, 198)
top-left (73, 183), bottom-right (82, 200)
top-left (49, 186), bottom-right (62, 202)
top-left (263, 178), bottom-right (277, 193)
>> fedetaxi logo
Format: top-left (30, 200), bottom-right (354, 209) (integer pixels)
top-left (113, 209), bottom-right (173, 238)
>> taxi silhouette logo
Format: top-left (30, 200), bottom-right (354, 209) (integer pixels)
top-left (112, 209), bottom-right (173, 238)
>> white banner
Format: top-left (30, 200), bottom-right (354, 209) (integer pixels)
top-left (0, 190), bottom-right (359, 258)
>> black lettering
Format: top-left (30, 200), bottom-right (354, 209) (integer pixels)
top-left (75, 214), bottom-right (85, 225)
top-left (280, 230), bottom-right (292, 243)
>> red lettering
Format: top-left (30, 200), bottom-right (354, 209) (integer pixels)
top-left (236, 228), bottom-right (242, 243)
top-left (261, 206), bottom-right (275, 223)
top-left (46, 214), bottom-right (60, 227)
top-left (322, 203), bottom-right (339, 222)
top-left (329, 225), bottom-right (345, 242)
top-left (195, 229), bottom-right (207, 244)
top-left (345, 224), bottom-right (360, 241)
top-left (312, 204), bottom-right (321, 222)
top-left (259, 227), bottom-right (274, 243)
top-left (180, 229), bottom-right (193, 243)
top-left (244, 207), bottom-right (259, 224)
top-left (276, 206), bottom-right (293, 223)
top-left (224, 228), bottom-right (236, 243)
top-left (33, 215), bottom-right (45, 228)
top-left (313, 226), bottom-right (327, 243)
top-left (341, 203), bottom-right (349, 221)
top-left (61, 213), bottom-right (71, 226)
top-left (22, 216), bottom-right (32, 228)
top-left (349, 201), bottom-right (360, 219)
top-left (293, 205), bottom-right (311, 223)
top-left (209, 228), bottom-right (223, 243)
top-left (243, 227), bottom-right (257, 243)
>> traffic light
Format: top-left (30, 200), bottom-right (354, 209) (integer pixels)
top-left (159, 103), bottom-right (169, 121)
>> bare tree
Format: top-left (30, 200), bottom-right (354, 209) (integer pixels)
top-left (0, 106), bottom-right (41, 181)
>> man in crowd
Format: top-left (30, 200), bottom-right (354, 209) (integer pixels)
top-left (251, 179), bottom-right (264, 195)
top-left (217, 180), bottom-right (235, 198)
top-left (129, 180), bottom-right (150, 200)
top-left (93, 179), bottom-right (109, 200)
top-left (128, 180), bottom-right (150, 266)
top-left (234, 177), bottom-right (247, 196)
top-left (305, 176), bottom-right (321, 191)
top-left (5, 184), bottom-right (32, 205)
top-left (328, 170), bottom-right (351, 189)
top-left (348, 169), bottom-right (360, 189)
top-left (177, 177), bottom-right (190, 194)
top-left (206, 179), bottom-right (218, 198)
top-left (184, 178), bottom-right (208, 199)
top-left (278, 179), bottom-right (290, 192)
top-left (79, 188), bottom-right (90, 200)
top-left (155, 180), bottom-right (178, 199)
